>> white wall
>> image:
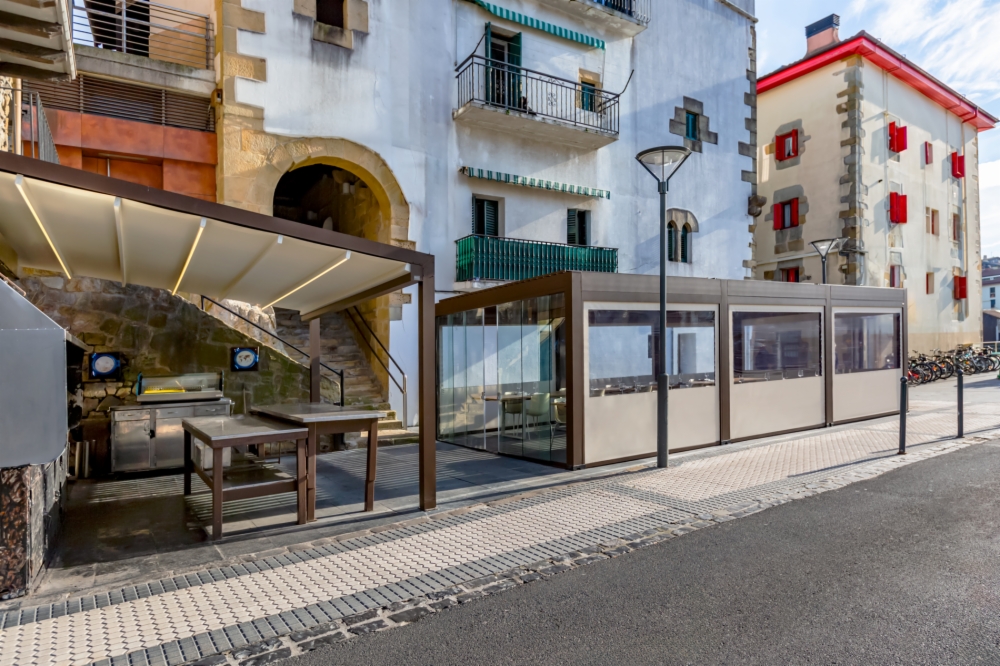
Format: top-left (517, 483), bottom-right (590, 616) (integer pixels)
top-left (234, 0), bottom-right (756, 423)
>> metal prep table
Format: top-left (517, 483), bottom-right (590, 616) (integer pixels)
top-left (111, 399), bottom-right (233, 473)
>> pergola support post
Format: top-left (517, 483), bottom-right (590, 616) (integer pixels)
top-left (418, 269), bottom-right (437, 511)
top-left (309, 317), bottom-right (321, 403)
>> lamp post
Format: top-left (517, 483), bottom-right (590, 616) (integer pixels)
top-left (809, 238), bottom-right (846, 285)
top-left (636, 146), bottom-right (691, 469)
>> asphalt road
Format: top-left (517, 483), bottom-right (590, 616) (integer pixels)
top-left (283, 440), bottom-right (1000, 665)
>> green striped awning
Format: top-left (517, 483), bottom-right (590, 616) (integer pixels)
top-left (466, 0), bottom-right (606, 50)
top-left (461, 166), bottom-right (611, 199)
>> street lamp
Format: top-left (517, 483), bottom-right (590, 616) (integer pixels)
top-left (636, 146), bottom-right (691, 469)
top-left (809, 238), bottom-right (845, 284)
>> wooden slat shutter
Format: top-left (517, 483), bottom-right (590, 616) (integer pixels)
top-left (773, 203), bottom-right (783, 230)
top-left (667, 223), bottom-right (676, 261)
top-left (484, 200), bottom-right (498, 236)
top-left (899, 195), bottom-right (908, 223)
top-left (889, 192), bottom-right (899, 223)
top-left (680, 225), bottom-right (690, 263)
top-left (790, 198), bottom-right (799, 227)
top-left (567, 209), bottom-right (578, 245)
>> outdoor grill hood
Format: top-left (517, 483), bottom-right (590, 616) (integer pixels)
top-left (0, 278), bottom-right (68, 467)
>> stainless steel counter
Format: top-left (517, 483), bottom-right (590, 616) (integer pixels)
top-left (110, 399), bottom-right (232, 473)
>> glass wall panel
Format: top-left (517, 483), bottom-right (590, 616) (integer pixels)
top-left (733, 311), bottom-right (822, 382)
top-left (835, 312), bottom-right (900, 373)
top-left (436, 316), bottom-right (455, 443)
top-left (496, 300), bottom-right (524, 457)
top-left (588, 310), bottom-right (716, 395)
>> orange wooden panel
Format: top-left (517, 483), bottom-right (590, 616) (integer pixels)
top-left (109, 160), bottom-right (163, 189)
top-left (82, 156), bottom-right (105, 174)
top-left (55, 145), bottom-right (83, 169)
top-left (163, 126), bottom-right (217, 165)
top-left (46, 109), bottom-right (82, 147)
top-left (82, 115), bottom-right (164, 158)
top-left (163, 159), bottom-right (216, 197)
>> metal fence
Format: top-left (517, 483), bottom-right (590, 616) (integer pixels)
top-left (456, 235), bottom-right (618, 283)
top-left (596, 0), bottom-right (651, 23)
top-left (1, 87), bottom-right (60, 164)
top-left (72, 0), bottom-right (214, 70)
top-left (457, 55), bottom-right (620, 136)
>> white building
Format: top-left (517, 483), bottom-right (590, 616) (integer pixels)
top-left (754, 15), bottom-right (997, 353)
top-left (216, 0), bottom-right (758, 424)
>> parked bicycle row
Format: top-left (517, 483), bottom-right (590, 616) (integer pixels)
top-left (907, 347), bottom-right (1000, 385)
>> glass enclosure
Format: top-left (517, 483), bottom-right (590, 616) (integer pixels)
top-left (733, 311), bottom-right (822, 382)
top-left (437, 295), bottom-right (567, 464)
top-left (834, 312), bottom-right (901, 373)
top-left (587, 310), bottom-right (716, 396)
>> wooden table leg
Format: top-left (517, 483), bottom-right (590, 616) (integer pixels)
top-left (183, 431), bottom-right (192, 496)
top-left (307, 424), bottom-right (317, 522)
top-left (212, 447), bottom-right (224, 540)
top-left (365, 420), bottom-right (378, 512)
top-left (296, 438), bottom-right (307, 525)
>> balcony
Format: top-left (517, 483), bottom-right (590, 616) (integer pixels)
top-left (454, 55), bottom-right (620, 150)
top-left (72, 0), bottom-right (214, 71)
top-left (533, 0), bottom-right (651, 35)
top-left (455, 235), bottom-right (618, 283)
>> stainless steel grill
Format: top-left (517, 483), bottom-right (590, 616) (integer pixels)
top-left (72, 0), bottom-right (215, 71)
top-left (26, 75), bottom-right (215, 132)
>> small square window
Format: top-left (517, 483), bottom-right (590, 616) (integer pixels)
top-left (951, 213), bottom-right (961, 242)
top-left (926, 272), bottom-right (934, 295)
top-left (889, 265), bottom-right (903, 289)
top-left (473, 197), bottom-right (500, 237)
top-left (317, 0), bottom-right (346, 28)
top-left (685, 112), bottom-right (699, 142)
top-left (776, 129), bottom-right (799, 161)
top-left (567, 209), bottom-right (589, 246)
top-left (781, 267), bottom-right (800, 283)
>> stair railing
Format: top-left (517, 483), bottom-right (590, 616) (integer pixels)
top-left (201, 296), bottom-right (344, 406)
top-left (345, 306), bottom-right (408, 428)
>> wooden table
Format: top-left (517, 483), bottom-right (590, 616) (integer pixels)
top-left (252, 403), bottom-right (387, 517)
top-left (182, 415), bottom-right (308, 540)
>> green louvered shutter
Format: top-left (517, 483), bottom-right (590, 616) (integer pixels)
top-left (667, 223), bottom-right (676, 262)
top-left (474, 198), bottom-right (499, 237)
top-left (567, 209), bottom-right (578, 245)
top-left (680, 225), bottom-right (690, 263)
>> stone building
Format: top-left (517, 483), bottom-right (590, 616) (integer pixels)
top-left (753, 15), bottom-right (997, 353)
top-left (214, 0), bottom-right (759, 423)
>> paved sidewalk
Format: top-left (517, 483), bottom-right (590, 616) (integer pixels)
top-left (1, 381), bottom-right (998, 666)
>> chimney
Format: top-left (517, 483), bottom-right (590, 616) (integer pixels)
top-left (806, 15), bottom-right (840, 56)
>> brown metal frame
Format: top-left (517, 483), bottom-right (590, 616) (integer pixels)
top-left (435, 271), bottom-right (908, 467)
top-left (0, 151), bottom-right (440, 511)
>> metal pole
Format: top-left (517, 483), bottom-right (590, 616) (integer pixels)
top-left (898, 377), bottom-right (907, 454)
top-left (657, 181), bottom-right (668, 469)
top-left (957, 367), bottom-right (964, 438)
top-left (820, 255), bottom-right (828, 285)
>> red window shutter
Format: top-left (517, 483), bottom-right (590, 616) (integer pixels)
top-left (888, 122), bottom-right (897, 152)
top-left (954, 276), bottom-right (968, 300)
top-left (899, 194), bottom-right (908, 223)
top-left (889, 192), bottom-right (899, 222)
top-left (775, 136), bottom-right (785, 161)
top-left (952, 153), bottom-right (966, 178)
top-left (773, 203), bottom-right (783, 230)
top-left (790, 198), bottom-right (800, 227)
top-left (924, 142), bottom-right (933, 164)
top-left (790, 129), bottom-right (799, 157)
top-left (897, 125), bottom-right (908, 152)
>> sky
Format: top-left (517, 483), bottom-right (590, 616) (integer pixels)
top-left (755, 0), bottom-right (1000, 257)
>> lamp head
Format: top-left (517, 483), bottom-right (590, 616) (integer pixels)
top-left (636, 146), bottom-right (692, 185)
top-left (810, 238), bottom-right (845, 259)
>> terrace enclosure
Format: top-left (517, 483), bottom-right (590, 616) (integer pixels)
top-left (436, 272), bottom-right (907, 468)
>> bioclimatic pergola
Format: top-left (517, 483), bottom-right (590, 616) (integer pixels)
top-left (0, 151), bottom-right (438, 510)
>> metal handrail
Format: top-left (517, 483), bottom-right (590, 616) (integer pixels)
top-left (1, 87), bottom-right (60, 164)
top-left (201, 296), bottom-right (344, 406)
top-left (72, 0), bottom-right (215, 70)
top-left (344, 307), bottom-right (408, 427)
top-left (593, 0), bottom-right (651, 23)
top-left (456, 55), bottom-right (621, 135)
top-left (455, 234), bottom-right (618, 282)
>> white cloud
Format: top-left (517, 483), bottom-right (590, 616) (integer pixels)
top-left (845, 0), bottom-right (1000, 105)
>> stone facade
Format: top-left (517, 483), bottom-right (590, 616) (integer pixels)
top-left (19, 270), bottom-right (339, 418)
top-left (0, 76), bottom-right (12, 154)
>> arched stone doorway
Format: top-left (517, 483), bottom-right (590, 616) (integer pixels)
top-left (254, 139), bottom-right (412, 406)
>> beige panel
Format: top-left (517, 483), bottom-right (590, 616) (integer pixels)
top-left (120, 200), bottom-right (210, 291)
top-left (834, 369), bottom-right (900, 422)
top-left (731, 376), bottom-right (825, 440)
top-left (0, 172), bottom-right (62, 273)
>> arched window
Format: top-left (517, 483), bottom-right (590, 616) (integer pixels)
top-left (667, 222), bottom-right (678, 262)
top-left (681, 224), bottom-right (692, 263)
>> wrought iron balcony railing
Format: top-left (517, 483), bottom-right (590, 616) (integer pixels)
top-left (456, 235), bottom-right (618, 282)
top-left (456, 55), bottom-right (620, 136)
top-left (72, 0), bottom-right (214, 70)
top-left (1, 87), bottom-right (61, 165)
top-left (595, 0), bottom-right (651, 23)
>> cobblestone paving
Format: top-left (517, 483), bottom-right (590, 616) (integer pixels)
top-left (2, 400), bottom-right (998, 666)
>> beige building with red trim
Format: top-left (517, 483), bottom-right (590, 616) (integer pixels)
top-left (753, 15), bottom-right (997, 353)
